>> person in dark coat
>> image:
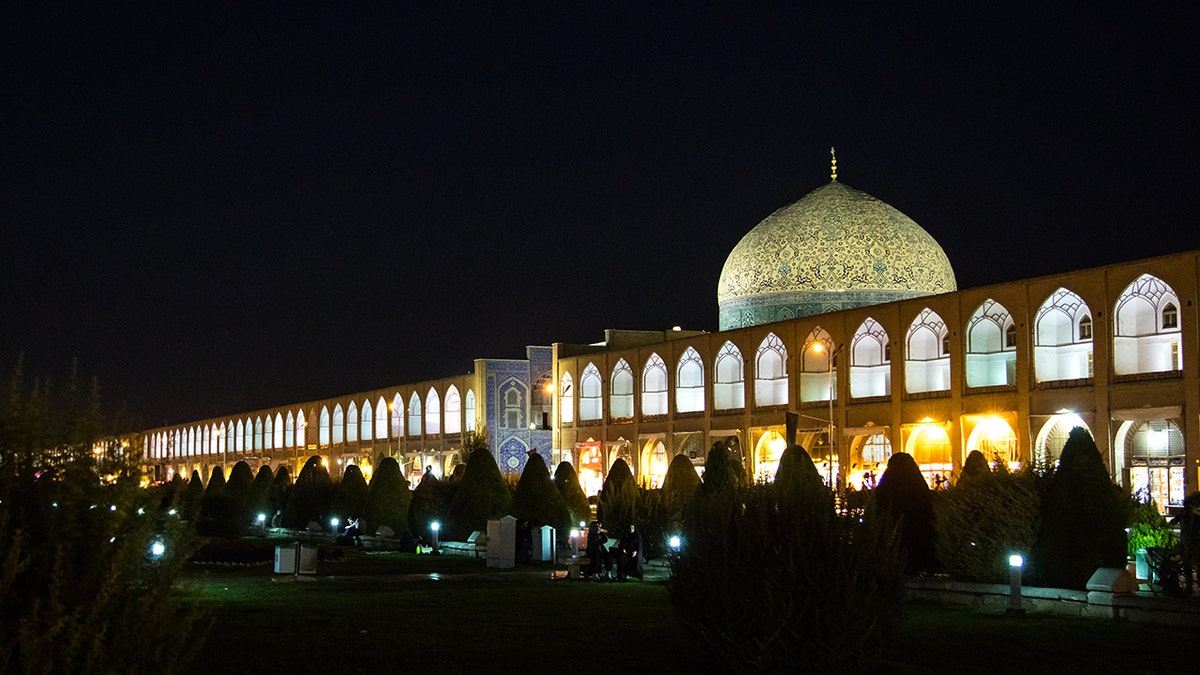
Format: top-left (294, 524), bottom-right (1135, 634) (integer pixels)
top-left (617, 523), bottom-right (643, 581)
top-left (584, 521), bottom-right (611, 580)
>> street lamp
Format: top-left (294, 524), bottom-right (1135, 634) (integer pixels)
top-left (810, 341), bottom-right (844, 490)
top-left (1007, 554), bottom-right (1025, 616)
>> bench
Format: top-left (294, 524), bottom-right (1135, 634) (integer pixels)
top-left (440, 531), bottom-right (487, 557)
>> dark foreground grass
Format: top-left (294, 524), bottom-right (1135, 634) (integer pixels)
top-left (184, 550), bottom-right (1195, 675)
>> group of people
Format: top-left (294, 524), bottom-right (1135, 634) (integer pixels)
top-left (583, 521), bottom-right (643, 581)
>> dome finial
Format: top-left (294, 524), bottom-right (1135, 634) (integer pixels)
top-left (830, 147), bottom-right (838, 182)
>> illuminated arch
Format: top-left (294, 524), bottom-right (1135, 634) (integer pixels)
top-left (754, 430), bottom-right (788, 483)
top-left (1113, 273), bottom-right (1182, 375)
top-left (347, 401), bottom-right (359, 443)
top-left (273, 412), bottom-right (284, 448)
top-left (374, 396), bottom-right (387, 439)
top-left (1033, 414), bottom-right (1091, 468)
top-left (559, 372), bottom-right (575, 424)
top-left (754, 333), bottom-right (788, 406)
top-left (296, 410), bottom-right (306, 447)
top-left (1034, 288), bottom-right (1093, 383)
top-left (676, 346), bottom-right (705, 413)
top-left (850, 318), bottom-right (890, 398)
top-left (965, 299), bottom-right (1015, 387)
top-left (408, 393), bottom-right (422, 436)
top-left (610, 359), bottom-right (634, 419)
top-left (965, 416), bottom-right (1018, 467)
top-left (800, 326), bottom-right (836, 403)
top-left (580, 363), bottom-right (602, 421)
top-left (319, 407), bottom-right (331, 446)
top-left (465, 389), bottom-right (477, 432)
top-left (642, 353), bottom-right (668, 416)
top-left (444, 386), bottom-right (462, 435)
top-left (332, 404), bottom-right (345, 444)
top-left (285, 411), bottom-right (296, 448)
top-left (905, 308), bottom-right (949, 394)
top-left (391, 393), bottom-right (403, 438)
top-left (426, 388), bottom-right (441, 435)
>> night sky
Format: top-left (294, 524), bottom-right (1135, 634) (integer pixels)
top-left (4, 3), bottom-right (1198, 428)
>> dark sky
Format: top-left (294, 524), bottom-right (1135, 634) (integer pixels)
top-left (4, 3), bottom-right (1198, 428)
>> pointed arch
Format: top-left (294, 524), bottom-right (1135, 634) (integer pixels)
top-left (610, 359), bottom-right (634, 418)
top-left (264, 414), bottom-right (274, 450)
top-left (905, 308), bottom-right (950, 394)
top-left (374, 396), bottom-right (387, 440)
top-left (850, 318), bottom-right (891, 398)
top-left (1034, 288), bottom-right (1093, 383)
top-left (676, 346), bottom-right (705, 413)
top-left (285, 411), bottom-right (296, 448)
top-left (965, 298), bottom-right (1016, 387)
top-left (319, 406), bottom-right (331, 446)
top-left (391, 393), bottom-right (403, 438)
top-left (346, 401), bottom-right (359, 443)
top-left (296, 409), bottom-right (307, 447)
top-left (465, 389), bottom-right (477, 431)
top-left (332, 404), bottom-right (345, 444)
top-left (559, 372), bottom-right (575, 424)
top-left (236, 419), bottom-right (246, 453)
top-left (642, 353), bottom-right (668, 416)
top-left (580, 362), bottom-right (603, 421)
top-left (1113, 273), bottom-right (1182, 375)
top-left (426, 388), bottom-right (442, 435)
top-left (444, 386), bottom-right (462, 434)
top-left (408, 392), bottom-right (422, 436)
top-left (754, 332), bottom-right (788, 406)
top-left (800, 326), bottom-right (836, 403)
top-left (243, 417), bottom-right (253, 453)
top-left (360, 400), bottom-right (373, 441)
top-left (713, 340), bottom-right (745, 410)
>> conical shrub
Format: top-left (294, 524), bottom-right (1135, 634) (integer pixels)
top-left (553, 461), bottom-right (590, 528)
top-left (874, 452), bottom-right (938, 574)
top-left (281, 456), bottom-right (335, 530)
top-left (363, 457), bottom-right (411, 536)
top-left (446, 447), bottom-right (511, 540)
top-left (511, 452), bottom-right (570, 533)
top-left (332, 464), bottom-right (369, 523)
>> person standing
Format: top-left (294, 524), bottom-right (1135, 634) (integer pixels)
top-left (617, 523), bottom-right (643, 581)
top-left (584, 521), bottom-right (611, 580)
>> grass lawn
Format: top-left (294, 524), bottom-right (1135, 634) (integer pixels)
top-left (184, 548), bottom-right (1195, 674)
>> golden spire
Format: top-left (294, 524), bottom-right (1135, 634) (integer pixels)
top-left (830, 146), bottom-right (838, 182)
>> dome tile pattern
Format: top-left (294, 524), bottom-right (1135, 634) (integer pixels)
top-left (718, 181), bottom-right (956, 329)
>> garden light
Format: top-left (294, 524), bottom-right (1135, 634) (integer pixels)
top-left (669, 535), bottom-right (682, 552)
top-left (149, 540), bottom-right (166, 559)
top-left (1007, 553), bottom-right (1025, 616)
top-left (257, 513), bottom-right (267, 523)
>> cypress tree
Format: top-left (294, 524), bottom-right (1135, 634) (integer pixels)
top-left (661, 454), bottom-right (700, 525)
top-left (248, 465), bottom-right (275, 525)
top-left (774, 445), bottom-right (832, 515)
top-left (281, 456), bottom-right (335, 530)
top-left (270, 465), bottom-right (292, 520)
top-left (222, 460), bottom-right (256, 523)
top-left (598, 458), bottom-right (637, 533)
top-left (409, 470), bottom-right (446, 536)
top-left (553, 461), bottom-right (591, 528)
top-left (181, 470), bottom-right (205, 521)
top-left (446, 448), bottom-right (511, 540)
top-left (332, 464), bottom-right (370, 523)
top-left (511, 452), bottom-right (570, 533)
top-left (700, 443), bottom-right (739, 495)
top-left (363, 457), bottom-right (412, 536)
top-left (960, 450), bottom-right (990, 483)
top-left (1032, 427), bottom-right (1129, 589)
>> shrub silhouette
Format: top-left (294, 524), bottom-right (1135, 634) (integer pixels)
top-left (446, 448), bottom-right (511, 540)
top-left (553, 461), bottom-right (590, 528)
top-left (363, 457), bottom-right (411, 536)
top-left (597, 458), bottom-right (637, 533)
top-left (1032, 427), bottom-right (1129, 589)
top-left (281, 456), bottom-right (335, 530)
top-left (934, 461), bottom-right (1040, 583)
top-left (332, 464), bottom-right (369, 524)
top-left (409, 470), bottom-right (448, 537)
top-left (511, 452), bottom-right (570, 533)
top-left (661, 454), bottom-right (700, 527)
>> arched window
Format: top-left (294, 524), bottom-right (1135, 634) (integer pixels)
top-left (408, 393), bottom-right (422, 436)
top-left (1034, 288), bottom-right (1093, 383)
top-left (236, 419), bottom-right (246, 452)
top-left (347, 402), bottom-right (359, 443)
top-left (465, 389), bottom-right (477, 431)
top-left (580, 363), bottom-right (603, 421)
top-left (358, 400), bottom-right (371, 441)
top-left (391, 394), bottom-right (403, 438)
top-left (502, 384), bottom-right (524, 429)
top-left (676, 347), bottom-right (705, 413)
top-left (1123, 419), bottom-right (1185, 508)
top-left (713, 341), bottom-right (745, 410)
top-left (296, 410), bottom-right (306, 447)
top-left (800, 327), bottom-right (836, 403)
top-left (375, 396), bottom-right (388, 439)
top-left (319, 407), bottom-right (331, 446)
top-left (610, 360), bottom-right (634, 419)
top-left (642, 353), bottom-right (668, 416)
top-left (905, 308), bottom-right (949, 394)
top-left (850, 318), bottom-right (891, 398)
top-left (243, 418), bottom-right (253, 453)
top-left (965, 299), bottom-right (1015, 387)
top-left (262, 417), bottom-right (272, 450)
top-left (285, 411), bottom-right (296, 448)
top-left (1113, 274), bottom-right (1182, 376)
top-left (426, 388), bottom-right (441, 435)
top-left (445, 386), bottom-right (462, 434)
top-left (271, 413), bottom-right (282, 448)
top-left (225, 421), bottom-right (234, 454)
top-left (203, 426), bottom-right (212, 455)
top-left (560, 372), bottom-right (575, 424)
top-left (754, 333), bottom-right (788, 407)
top-left (332, 404), bottom-right (345, 444)
top-left (1005, 324), bottom-right (1017, 348)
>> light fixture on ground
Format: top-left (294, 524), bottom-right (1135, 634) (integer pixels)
top-left (431, 520), bottom-right (440, 553)
top-left (1007, 553), bottom-right (1025, 616)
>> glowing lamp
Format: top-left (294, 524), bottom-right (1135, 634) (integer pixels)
top-left (431, 521), bottom-right (440, 533)
top-left (1009, 554), bottom-right (1024, 568)
top-left (149, 541), bottom-right (166, 558)
top-left (257, 513), bottom-right (267, 523)
top-left (669, 535), bottom-right (682, 552)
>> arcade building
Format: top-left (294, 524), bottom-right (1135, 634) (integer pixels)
top-left (137, 166), bottom-right (1200, 515)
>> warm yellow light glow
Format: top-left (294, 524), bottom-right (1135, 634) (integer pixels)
top-left (811, 342), bottom-right (825, 354)
top-left (544, 383), bottom-right (555, 395)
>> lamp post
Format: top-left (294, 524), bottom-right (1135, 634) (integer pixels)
top-left (810, 341), bottom-right (844, 489)
top-left (1007, 554), bottom-right (1025, 616)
